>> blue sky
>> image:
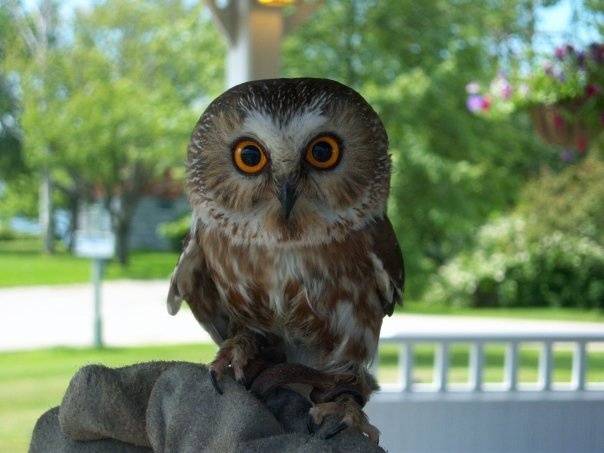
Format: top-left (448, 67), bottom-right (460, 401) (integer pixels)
top-left (537, 0), bottom-right (600, 46)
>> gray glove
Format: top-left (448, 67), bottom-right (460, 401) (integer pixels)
top-left (29, 361), bottom-right (384, 452)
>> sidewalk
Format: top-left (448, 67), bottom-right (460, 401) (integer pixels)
top-left (0, 280), bottom-right (602, 351)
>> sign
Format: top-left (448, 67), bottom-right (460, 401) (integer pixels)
top-left (74, 230), bottom-right (116, 259)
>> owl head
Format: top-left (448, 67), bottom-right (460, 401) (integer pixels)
top-left (187, 78), bottom-right (391, 245)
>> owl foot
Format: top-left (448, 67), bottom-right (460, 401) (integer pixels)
top-left (307, 394), bottom-right (380, 444)
top-left (209, 331), bottom-right (259, 394)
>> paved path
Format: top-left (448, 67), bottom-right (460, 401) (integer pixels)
top-left (0, 280), bottom-right (602, 351)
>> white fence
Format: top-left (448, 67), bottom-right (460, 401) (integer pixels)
top-left (366, 331), bottom-right (604, 453)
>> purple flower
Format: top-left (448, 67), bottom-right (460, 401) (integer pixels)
top-left (466, 94), bottom-right (490, 113)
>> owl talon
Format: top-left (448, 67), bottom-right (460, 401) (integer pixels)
top-left (236, 374), bottom-right (247, 387)
top-left (307, 413), bottom-right (316, 434)
top-left (209, 368), bottom-right (224, 395)
top-left (308, 396), bottom-right (380, 444)
top-left (325, 421), bottom-right (349, 440)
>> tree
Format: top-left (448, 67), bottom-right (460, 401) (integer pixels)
top-left (7, 0), bottom-right (224, 262)
top-left (284, 0), bottom-right (554, 297)
top-left (7, 0), bottom-right (62, 252)
top-left (0, 3), bottom-right (25, 183)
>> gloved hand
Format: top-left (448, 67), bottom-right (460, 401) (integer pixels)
top-left (29, 361), bottom-right (384, 453)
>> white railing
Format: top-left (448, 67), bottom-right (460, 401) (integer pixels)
top-left (368, 331), bottom-right (604, 452)
top-left (375, 332), bottom-right (604, 393)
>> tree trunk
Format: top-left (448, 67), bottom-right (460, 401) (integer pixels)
top-left (67, 196), bottom-right (80, 252)
top-left (39, 168), bottom-right (54, 254)
top-left (115, 218), bottom-right (131, 265)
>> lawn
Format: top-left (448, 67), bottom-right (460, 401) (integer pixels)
top-left (2, 343), bottom-right (603, 453)
top-left (0, 238), bottom-right (178, 287)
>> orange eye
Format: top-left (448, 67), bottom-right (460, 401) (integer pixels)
top-left (305, 135), bottom-right (341, 170)
top-left (233, 139), bottom-right (268, 174)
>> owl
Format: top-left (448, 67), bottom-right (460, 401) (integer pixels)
top-left (168, 78), bottom-right (404, 442)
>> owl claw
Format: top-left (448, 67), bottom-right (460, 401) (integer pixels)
top-left (236, 374), bottom-right (247, 387)
top-left (208, 330), bottom-right (260, 394)
top-left (307, 415), bottom-right (348, 440)
top-left (308, 396), bottom-right (380, 444)
top-left (325, 421), bottom-right (349, 440)
top-left (209, 368), bottom-right (224, 395)
top-left (307, 413), bottom-right (315, 433)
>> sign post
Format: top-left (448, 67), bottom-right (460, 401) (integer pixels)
top-left (74, 205), bottom-right (115, 349)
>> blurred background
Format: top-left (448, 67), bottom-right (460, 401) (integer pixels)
top-left (0, 0), bottom-right (603, 451)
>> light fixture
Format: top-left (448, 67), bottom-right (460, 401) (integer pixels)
top-left (257, 0), bottom-right (297, 6)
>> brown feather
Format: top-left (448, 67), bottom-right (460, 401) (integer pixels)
top-left (369, 215), bottom-right (405, 315)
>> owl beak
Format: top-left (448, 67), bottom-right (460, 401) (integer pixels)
top-left (278, 178), bottom-right (298, 220)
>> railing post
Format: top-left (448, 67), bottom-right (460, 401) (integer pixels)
top-left (402, 341), bottom-right (414, 392)
top-left (539, 341), bottom-right (553, 391)
top-left (505, 341), bottom-right (519, 391)
top-left (572, 341), bottom-right (587, 391)
top-left (469, 342), bottom-right (484, 391)
top-left (434, 342), bottom-right (449, 392)
top-left (379, 333), bottom-right (603, 395)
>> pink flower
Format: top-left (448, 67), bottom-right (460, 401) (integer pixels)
top-left (491, 73), bottom-right (512, 100)
top-left (585, 83), bottom-right (600, 98)
top-left (553, 112), bottom-right (565, 129)
top-left (555, 46), bottom-right (565, 60)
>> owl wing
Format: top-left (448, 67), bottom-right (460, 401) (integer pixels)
top-left (167, 228), bottom-right (229, 343)
top-left (167, 232), bottom-right (195, 315)
top-left (370, 214), bottom-right (405, 316)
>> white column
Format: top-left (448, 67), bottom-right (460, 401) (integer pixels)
top-left (206, 0), bottom-right (321, 87)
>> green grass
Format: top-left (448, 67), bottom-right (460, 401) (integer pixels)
top-left (2, 343), bottom-right (603, 452)
top-left (0, 344), bottom-right (217, 453)
top-left (401, 300), bottom-right (604, 323)
top-left (0, 238), bottom-right (178, 287)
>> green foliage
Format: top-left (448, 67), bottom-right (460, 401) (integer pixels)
top-left (520, 147), bottom-right (604, 245)
top-left (429, 216), bottom-right (604, 309)
top-left (284, 0), bottom-right (553, 296)
top-left (0, 2), bottom-right (25, 180)
top-left (429, 150), bottom-right (604, 309)
top-left (158, 212), bottom-right (191, 252)
top-left (4, 0), bottom-right (224, 261)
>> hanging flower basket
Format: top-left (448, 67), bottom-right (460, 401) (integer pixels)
top-left (529, 103), bottom-right (594, 152)
top-left (466, 43), bottom-right (604, 160)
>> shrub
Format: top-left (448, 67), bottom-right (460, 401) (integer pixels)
top-left (428, 215), bottom-right (604, 310)
top-left (429, 149), bottom-right (604, 310)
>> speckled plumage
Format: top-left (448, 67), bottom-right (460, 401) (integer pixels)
top-left (168, 78), bottom-right (404, 442)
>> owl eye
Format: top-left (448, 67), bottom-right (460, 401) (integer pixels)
top-left (233, 139), bottom-right (268, 174)
top-left (305, 135), bottom-right (341, 170)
